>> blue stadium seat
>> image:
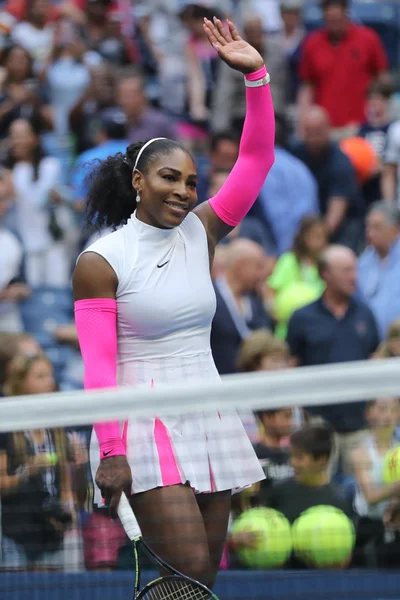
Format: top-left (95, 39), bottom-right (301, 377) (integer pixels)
top-left (19, 286), bottom-right (74, 347)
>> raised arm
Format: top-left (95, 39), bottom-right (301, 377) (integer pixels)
top-left (195, 17), bottom-right (275, 245)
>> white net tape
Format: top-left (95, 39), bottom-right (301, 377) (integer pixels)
top-left (1, 357), bottom-right (399, 431)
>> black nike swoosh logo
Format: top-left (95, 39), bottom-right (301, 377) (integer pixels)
top-left (157, 261), bottom-right (170, 268)
top-left (103, 450), bottom-right (112, 457)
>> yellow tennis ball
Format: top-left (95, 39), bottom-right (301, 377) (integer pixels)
top-left (46, 452), bottom-right (58, 466)
top-left (231, 507), bottom-right (292, 569)
top-left (383, 447), bottom-right (400, 484)
top-left (292, 506), bottom-right (355, 568)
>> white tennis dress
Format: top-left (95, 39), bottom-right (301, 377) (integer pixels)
top-left (84, 210), bottom-right (264, 503)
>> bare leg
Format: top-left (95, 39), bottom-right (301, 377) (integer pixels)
top-left (197, 491), bottom-right (231, 587)
top-left (130, 484), bottom-right (213, 586)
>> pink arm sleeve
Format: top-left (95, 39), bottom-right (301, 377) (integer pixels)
top-left (208, 66), bottom-right (275, 227)
top-left (74, 298), bottom-right (126, 459)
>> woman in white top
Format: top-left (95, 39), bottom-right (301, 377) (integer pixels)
top-left (73, 17), bottom-right (275, 588)
top-left (5, 117), bottom-right (72, 287)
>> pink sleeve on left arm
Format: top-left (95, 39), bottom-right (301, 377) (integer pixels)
top-left (208, 65), bottom-right (275, 227)
top-left (74, 298), bottom-right (126, 459)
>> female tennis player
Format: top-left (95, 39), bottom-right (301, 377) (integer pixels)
top-left (73, 16), bottom-right (275, 588)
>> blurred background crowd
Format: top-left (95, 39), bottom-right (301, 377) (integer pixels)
top-left (1, 0), bottom-right (400, 576)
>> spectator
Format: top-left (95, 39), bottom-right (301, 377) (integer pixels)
top-left (291, 106), bottom-right (364, 251)
top-left (352, 398), bottom-right (400, 568)
top-left (0, 44), bottom-right (52, 139)
top-left (358, 203), bottom-right (400, 339)
top-left (11, 0), bottom-right (55, 73)
top-left (211, 14), bottom-right (287, 133)
top-left (69, 63), bottom-right (117, 153)
top-left (211, 239), bottom-right (273, 375)
top-left (253, 114), bottom-right (320, 257)
top-left (298, 0), bottom-right (388, 135)
top-left (237, 330), bottom-right (294, 494)
top-left (4, 117), bottom-right (72, 287)
top-left (117, 69), bottom-right (177, 143)
top-left (359, 81), bottom-right (394, 161)
top-left (287, 245), bottom-right (379, 474)
top-left (196, 131), bottom-right (239, 204)
top-left (71, 107), bottom-right (129, 210)
top-left (280, 0), bottom-right (305, 105)
top-left (374, 318), bottom-right (400, 359)
top-left (180, 3), bottom-right (220, 127)
top-left (0, 170), bottom-right (30, 333)
top-left (45, 23), bottom-right (90, 138)
top-left (0, 354), bottom-right (74, 570)
top-left (382, 119), bottom-right (400, 205)
top-left (79, 0), bottom-right (134, 66)
top-left (358, 81), bottom-right (394, 207)
top-left (3, 0), bottom-right (84, 26)
top-left (268, 215), bottom-right (327, 338)
top-left (0, 331), bottom-right (41, 393)
top-left (266, 424), bottom-right (352, 525)
top-left (210, 130), bottom-right (239, 171)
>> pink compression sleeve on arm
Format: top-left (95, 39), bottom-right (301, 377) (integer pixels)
top-left (208, 65), bottom-right (275, 226)
top-left (74, 298), bottom-right (126, 459)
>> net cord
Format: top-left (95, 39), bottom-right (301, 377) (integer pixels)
top-left (0, 358), bottom-right (399, 431)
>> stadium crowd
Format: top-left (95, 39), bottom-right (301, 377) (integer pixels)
top-left (0, 0), bottom-right (400, 575)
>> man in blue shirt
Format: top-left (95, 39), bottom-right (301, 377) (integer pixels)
top-left (287, 245), bottom-right (379, 474)
top-left (358, 202), bottom-right (400, 339)
top-left (290, 106), bottom-right (364, 251)
top-left (71, 108), bottom-right (130, 209)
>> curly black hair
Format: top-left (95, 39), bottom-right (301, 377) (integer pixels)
top-left (85, 138), bottom-right (193, 230)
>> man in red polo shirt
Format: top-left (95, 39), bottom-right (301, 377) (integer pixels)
top-left (298, 0), bottom-right (388, 133)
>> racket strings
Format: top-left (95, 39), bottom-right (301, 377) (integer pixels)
top-left (143, 578), bottom-right (212, 600)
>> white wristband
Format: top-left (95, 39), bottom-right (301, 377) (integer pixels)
top-left (244, 73), bottom-right (270, 88)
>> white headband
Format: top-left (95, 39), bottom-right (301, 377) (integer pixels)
top-left (133, 137), bottom-right (167, 171)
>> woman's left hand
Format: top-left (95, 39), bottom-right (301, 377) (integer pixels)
top-left (203, 17), bottom-right (264, 75)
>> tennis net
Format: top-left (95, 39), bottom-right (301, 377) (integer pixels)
top-left (1, 358), bottom-right (400, 600)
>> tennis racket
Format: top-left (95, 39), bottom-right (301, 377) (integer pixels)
top-left (117, 492), bottom-right (220, 600)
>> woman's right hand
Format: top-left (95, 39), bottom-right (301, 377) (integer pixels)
top-left (95, 455), bottom-right (133, 514)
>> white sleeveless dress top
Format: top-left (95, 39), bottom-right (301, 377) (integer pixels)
top-left (84, 210), bottom-right (264, 501)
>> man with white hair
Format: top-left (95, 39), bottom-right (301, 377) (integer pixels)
top-left (358, 202), bottom-right (400, 339)
top-left (211, 239), bottom-right (273, 375)
top-left (287, 245), bottom-right (379, 475)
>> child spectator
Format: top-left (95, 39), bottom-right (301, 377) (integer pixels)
top-left (230, 424), bottom-right (352, 569)
top-left (358, 81), bottom-right (395, 207)
top-left (352, 398), bottom-right (400, 567)
top-left (237, 330), bottom-right (297, 444)
top-left (267, 424), bottom-right (352, 524)
top-left (252, 407), bottom-right (294, 507)
top-left (359, 81), bottom-right (394, 161)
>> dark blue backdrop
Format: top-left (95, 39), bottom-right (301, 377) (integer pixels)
top-left (2, 570), bottom-right (400, 600)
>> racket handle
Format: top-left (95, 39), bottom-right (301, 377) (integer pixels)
top-left (117, 492), bottom-right (142, 541)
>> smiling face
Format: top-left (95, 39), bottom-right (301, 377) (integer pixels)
top-left (132, 148), bottom-right (198, 229)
